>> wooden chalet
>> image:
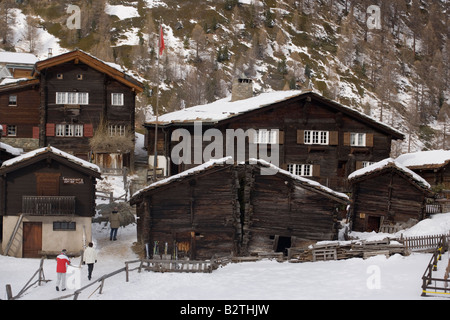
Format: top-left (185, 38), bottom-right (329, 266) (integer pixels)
top-left (348, 159), bottom-right (433, 233)
top-left (130, 158), bottom-right (349, 260)
top-left (0, 52), bottom-right (39, 80)
top-left (0, 146), bottom-right (102, 258)
top-left (0, 79), bottom-right (40, 151)
top-left (144, 83), bottom-right (404, 192)
top-left (0, 49), bottom-right (144, 172)
top-left (396, 150), bottom-right (450, 192)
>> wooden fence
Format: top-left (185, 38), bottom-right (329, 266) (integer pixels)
top-left (402, 233), bottom-right (450, 252)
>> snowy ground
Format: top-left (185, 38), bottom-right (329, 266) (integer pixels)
top-left (1, 214), bottom-right (450, 302)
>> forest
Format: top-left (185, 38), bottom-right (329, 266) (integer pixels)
top-left (0, 0), bottom-right (448, 154)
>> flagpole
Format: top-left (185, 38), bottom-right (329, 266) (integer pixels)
top-left (153, 18), bottom-right (163, 181)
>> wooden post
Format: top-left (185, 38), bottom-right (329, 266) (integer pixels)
top-left (6, 285), bottom-right (13, 300)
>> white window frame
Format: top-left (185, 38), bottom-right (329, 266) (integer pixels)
top-left (56, 92), bottom-right (89, 105)
top-left (305, 130), bottom-right (329, 145)
top-left (287, 164), bottom-right (313, 177)
top-left (350, 133), bottom-right (367, 147)
top-left (56, 124), bottom-right (84, 137)
top-left (7, 125), bottom-right (17, 137)
top-left (109, 125), bottom-right (127, 137)
top-left (253, 129), bottom-right (278, 145)
top-left (362, 161), bottom-right (376, 168)
top-left (9, 95), bottom-right (17, 106)
top-left (111, 93), bottom-right (124, 106)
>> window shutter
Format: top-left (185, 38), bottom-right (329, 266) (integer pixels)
top-left (278, 131), bottom-right (285, 145)
top-left (46, 123), bottom-right (55, 137)
top-left (1, 125), bottom-right (7, 136)
top-left (297, 130), bottom-right (305, 144)
top-left (356, 161), bottom-right (364, 171)
top-left (84, 124), bottom-right (94, 138)
top-left (366, 134), bottom-right (374, 147)
top-left (32, 127), bottom-right (39, 139)
top-left (329, 131), bottom-right (339, 146)
top-left (312, 164), bottom-right (321, 177)
top-left (343, 132), bottom-right (351, 146)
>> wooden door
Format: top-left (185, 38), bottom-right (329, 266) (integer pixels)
top-left (35, 173), bottom-right (60, 196)
top-left (366, 216), bottom-right (381, 233)
top-left (23, 222), bottom-right (42, 258)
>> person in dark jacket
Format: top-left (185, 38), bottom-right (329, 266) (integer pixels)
top-left (109, 207), bottom-right (120, 241)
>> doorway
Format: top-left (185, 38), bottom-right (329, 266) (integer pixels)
top-left (274, 236), bottom-right (292, 256)
top-left (366, 216), bottom-right (381, 232)
top-left (23, 222), bottom-right (42, 258)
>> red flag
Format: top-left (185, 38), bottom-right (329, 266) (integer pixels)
top-left (159, 25), bottom-right (165, 56)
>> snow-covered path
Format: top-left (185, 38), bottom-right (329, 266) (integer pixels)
top-left (1, 214), bottom-right (450, 301)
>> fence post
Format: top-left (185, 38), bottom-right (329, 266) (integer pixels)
top-left (6, 285), bottom-right (13, 300)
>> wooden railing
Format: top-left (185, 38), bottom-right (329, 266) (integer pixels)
top-left (22, 196), bottom-right (76, 216)
top-left (421, 235), bottom-right (450, 297)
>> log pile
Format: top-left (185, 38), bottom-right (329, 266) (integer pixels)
top-left (288, 238), bottom-right (407, 263)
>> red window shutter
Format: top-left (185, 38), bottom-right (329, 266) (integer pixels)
top-left (32, 127), bottom-right (40, 139)
top-left (1, 125), bottom-right (7, 136)
top-left (46, 123), bottom-right (55, 137)
top-left (84, 124), bottom-right (94, 137)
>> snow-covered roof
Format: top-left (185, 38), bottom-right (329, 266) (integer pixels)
top-left (147, 90), bottom-right (404, 139)
top-left (130, 157), bottom-right (349, 204)
top-left (1, 146), bottom-right (101, 173)
top-left (151, 91), bottom-right (305, 125)
top-left (0, 51), bottom-right (39, 65)
top-left (396, 150), bottom-right (450, 170)
top-left (348, 158), bottom-right (431, 190)
top-left (252, 159), bottom-right (349, 203)
top-left (0, 142), bottom-right (23, 156)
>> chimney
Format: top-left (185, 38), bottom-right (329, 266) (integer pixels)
top-left (231, 77), bottom-right (253, 102)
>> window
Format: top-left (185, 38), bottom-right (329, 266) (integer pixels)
top-left (56, 124), bottom-right (84, 137)
top-left (253, 129), bottom-right (278, 144)
top-left (57, 74), bottom-right (64, 80)
top-left (9, 95), bottom-right (17, 106)
top-left (53, 221), bottom-right (76, 231)
top-left (305, 130), bottom-right (329, 145)
top-left (109, 125), bottom-right (127, 137)
top-left (111, 93), bottom-right (124, 106)
top-left (287, 164), bottom-right (313, 177)
top-left (7, 125), bottom-right (17, 137)
top-left (362, 161), bottom-right (376, 168)
top-left (350, 133), bottom-right (366, 147)
top-left (56, 92), bottom-right (89, 105)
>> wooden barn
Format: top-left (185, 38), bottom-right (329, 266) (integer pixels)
top-left (0, 146), bottom-right (102, 258)
top-left (396, 150), bottom-right (450, 192)
top-left (144, 83), bottom-right (404, 192)
top-left (348, 158), bottom-right (433, 233)
top-left (130, 158), bottom-right (349, 260)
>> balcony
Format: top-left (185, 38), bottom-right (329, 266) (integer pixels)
top-left (22, 196), bottom-right (76, 216)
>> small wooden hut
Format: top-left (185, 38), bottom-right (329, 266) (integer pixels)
top-left (348, 158), bottom-right (433, 233)
top-left (0, 146), bottom-right (101, 258)
top-left (130, 158), bottom-right (349, 260)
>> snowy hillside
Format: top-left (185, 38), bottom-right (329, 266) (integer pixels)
top-left (1, 213), bottom-right (449, 301)
top-left (1, 0), bottom-right (448, 154)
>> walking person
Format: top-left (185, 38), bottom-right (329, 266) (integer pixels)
top-left (83, 242), bottom-right (97, 280)
top-left (109, 207), bottom-right (120, 241)
top-left (56, 249), bottom-right (71, 291)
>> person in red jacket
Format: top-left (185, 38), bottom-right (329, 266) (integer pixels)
top-left (56, 249), bottom-right (71, 291)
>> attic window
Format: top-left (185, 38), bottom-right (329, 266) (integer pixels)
top-left (57, 74), bottom-right (63, 80)
top-left (77, 74), bottom-right (83, 80)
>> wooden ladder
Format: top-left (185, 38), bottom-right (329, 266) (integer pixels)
top-left (4, 214), bottom-right (24, 256)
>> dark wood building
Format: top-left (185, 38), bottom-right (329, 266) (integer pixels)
top-left (0, 49), bottom-right (144, 171)
top-left (130, 158), bottom-right (349, 260)
top-left (348, 158), bottom-right (433, 233)
top-left (396, 150), bottom-right (450, 192)
top-left (144, 86), bottom-right (404, 192)
top-left (0, 79), bottom-right (40, 151)
top-left (0, 146), bottom-right (102, 258)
